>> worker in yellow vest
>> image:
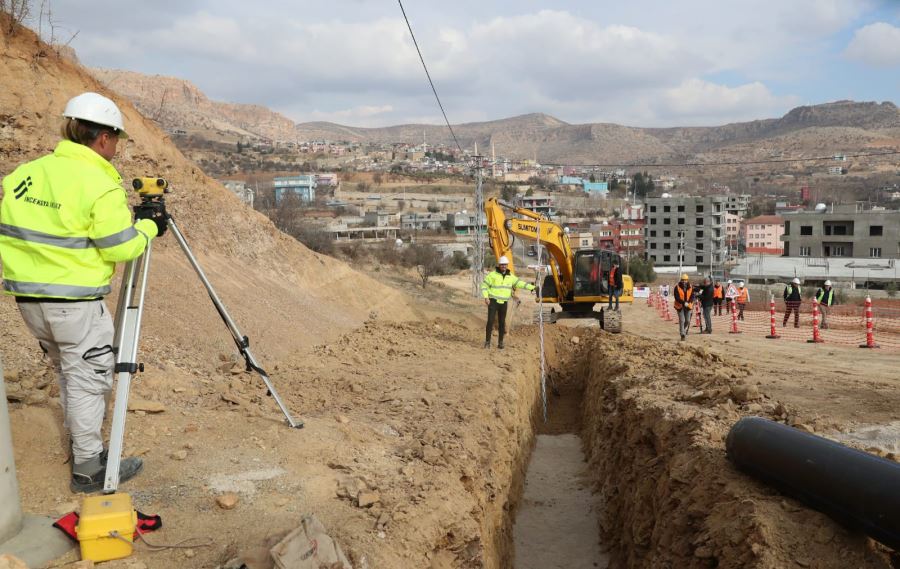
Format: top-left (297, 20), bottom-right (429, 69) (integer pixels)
top-left (815, 280), bottom-right (836, 329)
top-left (481, 256), bottom-right (535, 349)
top-left (0, 92), bottom-right (168, 493)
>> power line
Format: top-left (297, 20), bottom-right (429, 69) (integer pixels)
top-left (397, 0), bottom-right (464, 155)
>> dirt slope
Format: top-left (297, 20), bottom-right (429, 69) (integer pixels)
top-left (0, 20), bottom-right (413, 378)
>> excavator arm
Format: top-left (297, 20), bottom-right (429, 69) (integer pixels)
top-left (484, 197), bottom-right (575, 300)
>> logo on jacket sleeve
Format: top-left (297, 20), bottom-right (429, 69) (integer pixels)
top-left (13, 176), bottom-right (32, 199)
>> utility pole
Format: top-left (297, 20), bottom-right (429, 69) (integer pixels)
top-left (472, 154), bottom-right (485, 297)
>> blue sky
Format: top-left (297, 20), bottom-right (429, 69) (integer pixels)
top-left (39, 1), bottom-right (900, 127)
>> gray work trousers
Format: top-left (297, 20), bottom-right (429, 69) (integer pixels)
top-left (677, 307), bottom-right (692, 337)
top-left (18, 300), bottom-right (115, 464)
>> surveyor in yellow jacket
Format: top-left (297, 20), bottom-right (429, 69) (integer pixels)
top-left (0, 92), bottom-right (169, 493)
top-left (481, 256), bottom-right (535, 349)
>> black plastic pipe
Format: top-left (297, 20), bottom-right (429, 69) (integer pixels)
top-left (726, 416), bottom-right (900, 551)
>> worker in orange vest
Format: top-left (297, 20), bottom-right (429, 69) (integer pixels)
top-left (607, 260), bottom-right (624, 311)
top-left (673, 274), bottom-right (694, 341)
top-left (712, 280), bottom-right (724, 315)
top-left (736, 281), bottom-right (750, 321)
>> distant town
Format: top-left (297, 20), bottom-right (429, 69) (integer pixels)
top-left (170, 130), bottom-right (900, 293)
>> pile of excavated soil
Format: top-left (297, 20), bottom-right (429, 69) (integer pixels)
top-left (0, 20), bottom-right (412, 383)
top-left (576, 322), bottom-right (898, 568)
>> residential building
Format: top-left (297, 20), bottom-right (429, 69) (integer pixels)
top-left (446, 212), bottom-right (486, 236)
top-left (363, 211), bottom-right (395, 228)
top-left (221, 180), bottom-right (254, 208)
top-left (621, 203), bottom-right (644, 221)
top-left (593, 220), bottom-right (646, 258)
top-left (741, 215), bottom-right (785, 255)
top-left (582, 182), bottom-right (609, 196)
top-left (274, 175), bottom-right (316, 204)
top-left (781, 205), bottom-right (900, 258)
top-left (574, 233), bottom-right (594, 249)
top-left (725, 193), bottom-right (751, 216)
top-left (315, 173), bottom-right (339, 187)
top-left (400, 212), bottom-right (446, 232)
top-left (518, 195), bottom-right (555, 217)
top-left (643, 195), bottom-right (727, 268)
top-left (725, 212), bottom-right (742, 253)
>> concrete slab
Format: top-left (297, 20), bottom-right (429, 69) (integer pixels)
top-left (0, 515), bottom-right (76, 568)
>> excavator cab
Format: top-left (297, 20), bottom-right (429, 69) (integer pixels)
top-left (573, 249), bottom-right (620, 298)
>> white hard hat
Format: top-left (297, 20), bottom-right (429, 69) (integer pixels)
top-left (727, 279), bottom-right (732, 284)
top-left (738, 281), bottom-right (745, 287)
top-left (63, 92), bottom-right (128, 138)
top-left (498, 256), bottom-right (510, 265)
top-left (824, 280), bottom-right (832, 286)
top-left (792, 277), bottom-right (801, 284)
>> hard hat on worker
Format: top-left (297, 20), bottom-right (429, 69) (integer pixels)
top-left (680, 273), bottom-right (689, 281)
top-left (824, 280), bottom-right (832, 286)
top-left (498, 256), bottom-right (509, 265)
top-left (792, 277), bottom-right (801, 284)
top-left (63, 92), bottom-right (128, 139)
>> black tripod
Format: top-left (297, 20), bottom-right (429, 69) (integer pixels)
top-left (103, 181), bottom-right (302, 494)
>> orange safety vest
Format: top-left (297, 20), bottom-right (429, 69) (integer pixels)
top-left (608, 266), bottom-right (618, 286)
top-left (673, 283), bottom-right (693, 310)
top-left (713, 285), bottom-right (723, 299)
top-left (737, 288), bottom-right (749, 303)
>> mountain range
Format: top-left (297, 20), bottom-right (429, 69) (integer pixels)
top-left (92, 68), bottom-right (900, 166)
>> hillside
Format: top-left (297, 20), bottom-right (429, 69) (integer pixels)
top-left (90, 66), bottom-right (900, 165)
top-left (91, 68), bottom-right (297, 141)
top-left (296, 102), bottom-right (900, 164)
top-left (1, 22), bottom-right (412, 373)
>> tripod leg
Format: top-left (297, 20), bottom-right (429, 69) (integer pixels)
top-left (167, 219), bottom-right (303, 429)
top-left (104, 245), bottom-right (153, 494)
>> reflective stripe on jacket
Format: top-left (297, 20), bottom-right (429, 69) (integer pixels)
top-left (673, 283), bottom-right (693, 310)
top-left (816, 288), bottom-right (835, 306)
top-left (481, 269), bottom-right (535, 304)
top-left (0, 140), bottom-right (158, 299)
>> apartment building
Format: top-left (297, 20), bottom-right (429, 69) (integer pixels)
top-left (781, 205), bottom-right (900, 258)
top-left (643, 196), bottom-right (727, 268)
top-left (741, 215), bottom-right (785, 255)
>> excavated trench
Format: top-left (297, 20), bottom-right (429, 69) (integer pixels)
top-left (490, 327), bottom-right (897, 569)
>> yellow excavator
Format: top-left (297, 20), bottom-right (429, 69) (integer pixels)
top-left (484, 197), bottom-right (633, 333)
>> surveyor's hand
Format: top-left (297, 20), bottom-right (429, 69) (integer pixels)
top-left (484, 298), bottom-right (489, 306)
top-left (134, 202), bottom-right (169, 237)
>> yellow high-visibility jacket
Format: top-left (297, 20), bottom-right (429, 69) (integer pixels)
top-left (0, 140), bottom-right (158, 299)
top-left (481, 269), bottom-right (535, 304)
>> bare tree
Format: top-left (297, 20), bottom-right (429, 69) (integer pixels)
top-left (1, 0), bottom-right (32, 35)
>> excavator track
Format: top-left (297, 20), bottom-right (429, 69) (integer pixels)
top-left (601, 308), bottom-right (622, 334)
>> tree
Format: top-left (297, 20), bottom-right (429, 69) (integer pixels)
top-left (408, 244), bottom-right (444, 288)
top-left (372, 172), bottom-right (384, 185)
top-left (627, 256), bottom-right (657, 283)
top-left (236, 141), bottom-right (243, 154)
top-left (427, 202), bottom-right (440, 213)
top-left (500, 183), bottom-right (517, 202)
top-left (1, 0), bottom-right (32, 35)
top-left (589, 174), bottom-right (596, 183)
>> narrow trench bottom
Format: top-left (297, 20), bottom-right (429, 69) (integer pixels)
top-left (512, 386), bottom-right (609, 569)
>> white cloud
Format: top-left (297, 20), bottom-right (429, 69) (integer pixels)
top-left (58, 3), bottom-right (881, 127)
top-left (654, 80), bottom-right (799, 126)
top-left (307, 105), bottom-right (395, 124)
top-left (845, 22), bottom-right (900, 67)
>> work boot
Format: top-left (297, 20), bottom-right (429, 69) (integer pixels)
top-left (71, 454), bottom-right (143, 494)
top-left (484, 341), bottom-right (490, 349)
top-left (498, 342), bottom-right (505, 350)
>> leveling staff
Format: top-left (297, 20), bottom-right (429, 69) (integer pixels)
top-left (0, 92), bottom-right (169, 493)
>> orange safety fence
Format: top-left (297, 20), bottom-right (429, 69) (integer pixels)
top-left (647, 292), bottom-right (900, 350)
